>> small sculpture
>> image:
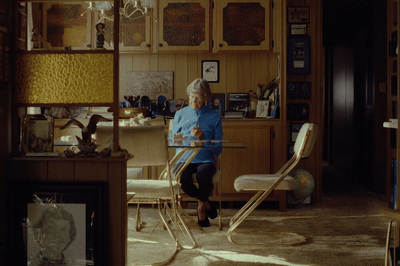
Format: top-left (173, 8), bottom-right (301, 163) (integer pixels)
top-left (61, 114), bottom-right (111, 156)
top-left (124, 95), bottom-right (140, 107)
top-left (60, 114), bottom-right (111, 143)
top-left (96, 23), bottom-right (106, 49)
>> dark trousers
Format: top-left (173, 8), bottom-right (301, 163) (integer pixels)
top-left (180, 163), bottom-right (216, 202)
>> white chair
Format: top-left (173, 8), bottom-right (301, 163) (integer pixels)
top-left (96, 125), bottom-right (197, 265)
top-left (227, 123), bottom-right (318, 246)
top-left (167, 119), bottom-right (223, 230)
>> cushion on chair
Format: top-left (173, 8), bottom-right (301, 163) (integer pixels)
top-left (234, 174), bottom-right (296, 192)
top-left (127, 168), bottom-right (143, 180)
top-left (127, 179), bottom-right (181, 198)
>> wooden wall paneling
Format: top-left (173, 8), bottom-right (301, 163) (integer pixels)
top-left (272, 0), bottom-right (282, 53)
top-left (119, 54), bottom-right (134, 100)
top-left (221, 122), bottom-right (271, 195)
top-left (149, 53), bottom-right (159, 71)
top-left (47, 161), bottom-right (74, 181)
top-left (132, 54), bottom-right (150, 70)
top-left (26, 161), bottom-right (47, 180)
top-left (226, 54), bottom-right (238, 92)
top-left (107, 160), bottom-right (126, 266)
top-left (187, 54), bottom-right (199, 86)
top-left (158, 54), bottom-right (176, 71)
top-left (214, 54), bottom-right (227, 94)
top-left (74, 161), bottom-right (108, 181)
top-left (236, 54), bottom-right (252, 92)
top-left (174, 54), bottom-right (188, 99)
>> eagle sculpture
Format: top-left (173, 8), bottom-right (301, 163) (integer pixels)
top-left (60, 114), bottom-right (112, 143)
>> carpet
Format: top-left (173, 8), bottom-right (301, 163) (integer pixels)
top-left (127, 188), bottom-right (389, 265)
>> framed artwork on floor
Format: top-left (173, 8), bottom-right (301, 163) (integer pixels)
top-left (8, 181), bottom-right (108, 266)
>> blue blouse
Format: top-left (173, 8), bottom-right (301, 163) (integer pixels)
top-left (170, 105), bottom-right (222, 165)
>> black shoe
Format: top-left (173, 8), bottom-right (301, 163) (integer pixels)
top-left (198, 218), bottom-right (210, 227)
top-left (206, 202), bottom-right (218, 220)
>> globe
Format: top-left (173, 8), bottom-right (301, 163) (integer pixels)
top-left (289, 169), bottom-right (315, 203)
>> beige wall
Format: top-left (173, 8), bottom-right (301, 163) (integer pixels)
top-left (119, 52), bottom-right (279, 101)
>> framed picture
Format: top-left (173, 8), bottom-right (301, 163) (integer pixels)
top-left (8, 181), bottom-right (108, 266)
top-left (287, 103), bottom-right (309, 121)
top-left (126, 71), bottom-right (174, 100)
top-left (287, 35), bottom-right (311, 75)
top-left (202, 60), bottom-right (219, 83)
top-left (207, 93), bottom-right (225, 117)
top-left (299, 81), bottom-right (311, 99)
top-left (256, 100), bottom-right (269, 118)
top-left (287, 81), bottom-right (298, 99)
top-left (290, 123), bottom-right (303, 143)
top-left (290, 24), bottom-right (307, 35)
top-left (22, 114), bottom-right (54, 154)
top-left (287, 6), bottom-right (310, 24)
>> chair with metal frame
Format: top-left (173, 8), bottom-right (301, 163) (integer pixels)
top-left (170, 152), bottom-right (223, 230)
top-left (166, 119), bottom-right (223, 230)
top-left (227, 123), bottom-right (318, 246)
top-left (96, 125), bottom-right (197, 265)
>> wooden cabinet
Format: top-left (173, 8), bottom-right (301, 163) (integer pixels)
top-left (386, 0), bottom-right (399, 209)
top-left (158, 0), bottom-right (211, 51)
top-left (220, 119), bottom-right (272, 197)
top-left (215, 0), bottom-right (271, 51)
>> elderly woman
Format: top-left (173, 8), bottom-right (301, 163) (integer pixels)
top-left (170, 78), bottom-right (223, 227)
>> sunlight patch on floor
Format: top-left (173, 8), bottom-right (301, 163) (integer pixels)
top-left (196, 249), bottom-right (310, 265)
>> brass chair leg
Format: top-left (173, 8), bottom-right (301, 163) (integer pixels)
top-left (385, 220), bottom-right (393, 266)
top-left (136, 203), bottom-right (143, 231)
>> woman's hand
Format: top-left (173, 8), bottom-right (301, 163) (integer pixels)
top-left (191, 126), bottom-right (204, 140)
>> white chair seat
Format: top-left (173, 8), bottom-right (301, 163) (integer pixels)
top-left (234, 174), bottom-right (296, 191)
top-left (127, 167), bottom-right (143, 180)
top-left (127, 179), bottom-right (181, 198)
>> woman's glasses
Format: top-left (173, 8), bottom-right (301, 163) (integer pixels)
top-left (189, 95), bottom-right (205, 101)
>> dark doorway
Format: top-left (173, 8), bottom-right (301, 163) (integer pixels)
top-left (322, 0), bottom-right (387, 194)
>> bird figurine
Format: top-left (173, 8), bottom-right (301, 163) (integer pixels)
top-left (60, 114), bottom-right (112, 143)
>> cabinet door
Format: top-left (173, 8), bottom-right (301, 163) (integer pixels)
top-left (221, 124), bottom-right (271, 196)
top-left (113, 10), bottom-right (152, 52)
top-left (33, 3), bottom-right (92, 50)
top-left (216, 0), bottom-right (270, 51)
top-left (158, 0), bottom-right (211, 51)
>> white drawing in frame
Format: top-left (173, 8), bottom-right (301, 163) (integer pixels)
top-left (27, 203), bottom-right (86, 266)
top-left (256, 100), bottom-right (269, 118)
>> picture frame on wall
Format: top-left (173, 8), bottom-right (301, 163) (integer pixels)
top-left (298, 81), bottom-right (312, 99)
top-left (287, 81), bottom-right (298, 99)
top-left (290, 123), bottom-right (303, 143)
top-left (287, 6), bottom-right (310, 24)
top-left (290, 24), bottom-right (307, 35)
top-left (207, 93), bottom-right (225, 117)
top-left (287, 35), bottom-right (311, 75)
top-left (202, 60), bottom-right (219, 83)
top-left (8, 181), bottom-right (108, 266)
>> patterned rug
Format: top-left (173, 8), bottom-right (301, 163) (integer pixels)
top-left (127, 188), bottom-right (389, 266)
